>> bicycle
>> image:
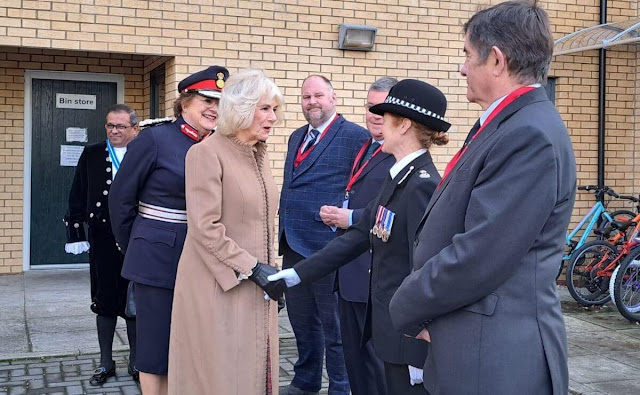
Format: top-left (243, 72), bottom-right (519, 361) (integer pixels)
top-left (558, 185), bottom-right (636, 279)
top-left (609, 244), bottom-right (640, 322)
top-left (566, 216), bottom-right (640, 306)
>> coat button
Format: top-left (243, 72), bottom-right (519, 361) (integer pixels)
top-left (106, 167), bottom-right (111, 172)
top-left (414, 239), bottom-right (419, 247)
top-left (89, 213), bottom-right (94, 218)
top-left (103, 190), bottom-right (108, 196)
top-left (106, 157), bottom-right (111, 162)
top-left (106, 179), bottom-right (112, 185)
top-left (369, 249), bottom-right (372, 253)
top-left (73, 223), bottom-right (79, 228)
top-left (96, 202), bottom-right (102, 207)
top-left (102, 219), bottom-right (106, 223)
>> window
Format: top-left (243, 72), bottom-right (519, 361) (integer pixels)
top-left (149, 65), bottom-right (165, 118)
top-left (544, 77), bottom-right (556, 105)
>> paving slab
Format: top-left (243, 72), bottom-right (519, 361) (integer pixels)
top-left (1, 271), bottom-right (640, 394)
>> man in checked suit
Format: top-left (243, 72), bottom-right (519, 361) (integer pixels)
top-left (279, 75), bottom-right (369, 395)
top-left (389, 1), bottom-right (576, 394)
top-left (318, 77), bottom-right (397, 395)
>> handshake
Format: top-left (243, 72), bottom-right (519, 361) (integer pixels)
top-left (249, 262), bottom-right (302, 301)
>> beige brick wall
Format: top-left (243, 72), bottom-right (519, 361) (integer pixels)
top-left (0, 0), bottom-right (638, 272)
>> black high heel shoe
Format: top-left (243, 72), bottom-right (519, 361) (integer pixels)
top-left (89, 362), bottom-right (115, 386)
top-left (128, 365), bottom-right (140, 383)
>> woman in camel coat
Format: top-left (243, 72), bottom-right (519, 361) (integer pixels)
top-left (168, 69), bottom-right (285, 394)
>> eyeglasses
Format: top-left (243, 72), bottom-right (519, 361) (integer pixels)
top-left (105, 124), bottom-right (134, 131)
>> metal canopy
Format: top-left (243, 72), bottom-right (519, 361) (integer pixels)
top-left (554, 18), bottom-right (640, 56)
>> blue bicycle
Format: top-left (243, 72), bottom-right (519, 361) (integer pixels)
top-left (558, 185), bottom-right (636, 279)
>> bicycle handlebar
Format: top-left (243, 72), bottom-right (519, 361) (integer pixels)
top-left (577, 185), bottom-right (620, 198)
top-left (619, 195), bottom-right (640, 203)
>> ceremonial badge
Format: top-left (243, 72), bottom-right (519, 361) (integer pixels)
top-left (216, 72), bottom-right (225, 89)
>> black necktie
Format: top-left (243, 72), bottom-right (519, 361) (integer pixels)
top-left (359, 141), bottom-right (380, 169)
top-left (464, 120), bottom-right (481, 146)
top-left (303, 129), bottom-right (320, 153)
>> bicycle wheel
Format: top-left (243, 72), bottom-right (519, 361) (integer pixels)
top-left (566, 240), bottom-right (618, 306)
top-left (611, 246), bottom-right (640, 322)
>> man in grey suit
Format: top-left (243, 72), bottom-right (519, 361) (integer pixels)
top-left (389, 1), bottom-right (576, 394)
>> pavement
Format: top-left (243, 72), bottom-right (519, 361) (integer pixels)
top-left (0, 270), bottom-right (639, 395)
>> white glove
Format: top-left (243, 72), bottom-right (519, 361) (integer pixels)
top-left (408, 365), bottom-right (423, 386)
top-left (65, 241), bottom-right (90, 255)
top-left (267, 268), bottom-right (301, 287)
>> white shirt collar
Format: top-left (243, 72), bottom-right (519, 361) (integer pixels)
top-left (480, 84), bottom-right (541, 127)
top-left (389, 149), bottom-right (426, 179)
top-left (111, 146), bottom-right (127, 179)
top-left (307, 112), bottom-right (338, 139)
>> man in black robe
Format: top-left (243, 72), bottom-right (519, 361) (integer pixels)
top-left (64, 104), bottom-right (139, 385)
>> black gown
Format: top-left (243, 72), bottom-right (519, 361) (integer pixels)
top-left (65, 141), bottom-right (128, 317)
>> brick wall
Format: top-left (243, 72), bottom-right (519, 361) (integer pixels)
top-left (0, 0), bottom-right (638, 272)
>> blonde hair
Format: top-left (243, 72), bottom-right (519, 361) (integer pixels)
top-left (217, 69), bottom-right (285, 136)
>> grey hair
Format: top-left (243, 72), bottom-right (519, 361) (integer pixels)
top-left (217, 69), bottom-right (284, 136)
top-left (106, 103), bottom-right (139, 126)
top-left (369, 77), bottom-right (398, 92)
top-left (463, 0), bottom-right (553, 84)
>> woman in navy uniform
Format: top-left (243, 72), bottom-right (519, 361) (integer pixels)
top-left (269, 79), bottom-right (450, 394)
top-left (64, 104), bottom-right (139, 385)
top-left (109, 66), bottom-right (229, 395)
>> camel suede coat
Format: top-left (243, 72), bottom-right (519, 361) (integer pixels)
top-left (168, 131), bottom-right (279, 395)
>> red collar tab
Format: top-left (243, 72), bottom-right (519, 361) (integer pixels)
top-left (180, 123), bottom-right (201, 142)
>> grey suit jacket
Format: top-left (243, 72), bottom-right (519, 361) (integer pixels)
top-left (389, 88), bottom-right (575, 395)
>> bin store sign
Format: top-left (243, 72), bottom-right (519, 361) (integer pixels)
top-left (55, 93), bottom-right (97, 110)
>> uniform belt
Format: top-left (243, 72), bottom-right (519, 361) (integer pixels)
top-left (138, 201), bottom-right (187, 224)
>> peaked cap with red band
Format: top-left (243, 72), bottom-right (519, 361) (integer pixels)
top-left (178, 65), bottom-right (229, 99)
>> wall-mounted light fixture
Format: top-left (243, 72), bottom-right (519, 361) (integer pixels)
top-left (338, 24), bottom-right (377, 51)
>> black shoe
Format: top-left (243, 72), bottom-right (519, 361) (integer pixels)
top-left (89, 362), bottom-right (115, 386)
top-left (128, 365), bottom-right (140, 383)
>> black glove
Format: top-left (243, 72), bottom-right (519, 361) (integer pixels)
top-left (249, 262), bottom-right (286, 301)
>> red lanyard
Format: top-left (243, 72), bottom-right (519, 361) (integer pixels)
top-left (345, 140), bottom-right (383, 192)
top-left (294, 114), bottom-right (338, 167)
top-left (437, 86), bottom-right (536, 189)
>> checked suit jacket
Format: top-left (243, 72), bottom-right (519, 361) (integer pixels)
top-left (389, 88), bottom-right (576, 395)
top-left (279, 114), bottom-right (369, 259)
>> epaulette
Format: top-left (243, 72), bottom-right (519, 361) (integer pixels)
top-left (139, 117), bottom-right (173, 129)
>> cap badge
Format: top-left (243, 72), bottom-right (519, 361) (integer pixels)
top-left (216, 72), bottom-right (225, 89)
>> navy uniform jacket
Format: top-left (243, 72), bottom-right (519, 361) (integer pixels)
top-left (337, 144), bottom-right (394, 303)
top-left (65, 141), bottom-right (128, 316)
top-left (294, 152), bottom-right (439, 366)
top-left (279, 115), bottom-right (369, 259)
top-left (109, 117), bottom-right (195, 290)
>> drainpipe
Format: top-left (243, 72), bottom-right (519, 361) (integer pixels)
top-left (597, 0), bottom-right (607, 199)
